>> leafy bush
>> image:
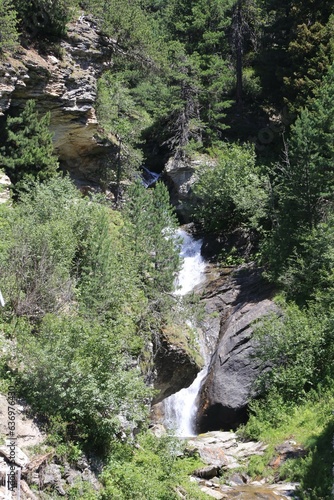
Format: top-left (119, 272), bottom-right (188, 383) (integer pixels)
top-left (100, 431), bottom-right (207, 500)
top-left (253, 302), bottom-right (326, 402)
top-left (192, 143), bottom-right (268, 233)
top-left (15, 314), bottom-right (152, 454)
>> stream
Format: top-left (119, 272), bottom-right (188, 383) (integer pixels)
top-left (163, 228), bottom-right (208, 437)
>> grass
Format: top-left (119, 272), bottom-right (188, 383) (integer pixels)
top-left (238, 391), bottom-right (334, 499)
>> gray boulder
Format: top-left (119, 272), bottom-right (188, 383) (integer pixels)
top-left (196, 266), bottom-right (279, 432)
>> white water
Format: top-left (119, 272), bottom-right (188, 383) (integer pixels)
top-left (174, 229), bottom-right (206, 295)
top-left (164, 229), bottom-right (208, 437)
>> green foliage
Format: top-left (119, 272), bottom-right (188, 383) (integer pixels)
top-left (100, 431), bottom-right (207, 500)
top-left (96, 73), bottom-right (151, 198)
top-left (240, 392), bottom-right (334, 499)
top-left (13, 0), bottom-right (78, 39)
top-left (0, 100), bottom-right (59, 194)
top-left (0, 0), bottom-right (19, 53)
top-left (193, 143), bottom-right (268, 232)
top-left (258, 0), bottom-right (334, 112)
top-left (15, 314), bottom-right (152, 454)
top-left (253, 302), bottom-right (326, 402)
top-left (83, 0), bottom-right (162, 64)
top-left (0, 176), bottom-right (83, 317)
top-left (123, 181), bottom-right (181, 299)
top-left (263, 63), bottom-right (334, 296)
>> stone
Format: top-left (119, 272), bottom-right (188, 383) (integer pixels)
top-left (152, 330), bottom-right (203, 404)
top-left (187, 431), bottom-right (266, 471)
top-left (196, 266), bottom-right (279, 432)
top-left (0, 13), bottom-right (114, 184)
top-left (0, 395), bottom-right (44, 454)
top-left (0, 173), bottom-right (10, 204)
top-left (193, 465), bottom-right (221, 479)
top-left (0, 445), bottom-right (29, 468)
top-left (199, 486), bottom-right (226, 499)
top-left (163, 154), bottom-right (216, 222)
top-left (42, 463), bottom-right (66, 495)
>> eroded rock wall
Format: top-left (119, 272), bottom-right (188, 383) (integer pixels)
top-left (0, 13), bottom-right (113, 182)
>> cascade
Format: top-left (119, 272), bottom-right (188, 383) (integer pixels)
top-left (141, 166), bottom-right (161, 187)
top-left (163, 228), bottom-right (208, 437)
top-left (174, 229), bottom-right (206, 295)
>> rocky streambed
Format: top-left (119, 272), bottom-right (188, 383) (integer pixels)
top-left (185, 431), bottom-right (299, 499)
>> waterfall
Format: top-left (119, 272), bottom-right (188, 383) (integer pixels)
top-left (163, 228), bottom-right (208, 437)
top-left (174, 229), bottom-right (206, 295)
top-left (141, 166), bottom-right (161, 187)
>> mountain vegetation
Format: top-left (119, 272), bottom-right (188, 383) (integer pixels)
top-left (0, 0), bottom-right (334, 498)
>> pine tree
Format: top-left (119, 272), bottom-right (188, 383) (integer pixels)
top-left (0, 99), bottom-right (59, 192)
top-left (123, 181), bottom-right (181, 298)
top-left (0, 0), bottom-right (19, 53)
top-left (96, 73), bottom-right (151, 203)
top-left (265, 63), bottom-right (334, 280)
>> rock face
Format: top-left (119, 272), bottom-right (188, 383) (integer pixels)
top-left (196, 266), bottom-right (278, 432)
top-left (152, 326), bottom-right (203, 404)
top-left (163, 154), bottom-right (215, 222)
top-left (0, 394), bottom-right (101, 498)
top-left (0, 13), bottom-right (113, 182)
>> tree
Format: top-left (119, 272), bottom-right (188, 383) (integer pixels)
top-left (265, 63), bottom-right (334, 280)
top-left (13, 0), bottom-right (77, 39)
top-left (160, 0), bottom-right (235, 148)
top-left (123, 181), bottom-right (181, 298)
top-left (96, 73), bottom-right (151, 203)
top-left (193, 143), bottom-right (268, 232)
top-left (0, 0), bottom-right (19, 53)
top-left (257, 0), bottom-right (334, 112)
top-left (0, 100), bottom-right (59, 193)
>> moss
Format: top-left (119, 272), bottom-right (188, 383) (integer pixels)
top-left (162, 322), bottom-right (204, 369)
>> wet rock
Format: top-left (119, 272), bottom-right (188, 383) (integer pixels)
top-left (152, 327), bottom-right (203, 404)
top-left (199, 486), bottom-right (227, 499)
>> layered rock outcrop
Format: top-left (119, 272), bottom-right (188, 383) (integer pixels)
top-left (0, 13), bottom-right (113, 181)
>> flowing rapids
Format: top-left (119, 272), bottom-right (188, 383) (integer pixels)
top-left (174, 229), bottom-right (206, 295)
top-left (164, 229), bottom-right (207, 437)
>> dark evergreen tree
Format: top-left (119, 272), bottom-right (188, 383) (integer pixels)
top-left (0, 100), bottom-right (59, 193)
top-left (13, 0), bottom-right (77, 39)
top-left (123, 181), bottom-right (181, 298)
top-left (257, 0), bottom-right (334, 112)
top-left (0, 0), bottom-right (19, 53)
top-left (264, 63), bottom-right (334, 290)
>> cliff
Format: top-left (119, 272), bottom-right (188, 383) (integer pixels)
top-left (0, 13), bottom-right (113, 183)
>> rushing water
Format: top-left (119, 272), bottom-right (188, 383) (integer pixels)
top-left (174, 229), bottom-right (206, 295)
top-left (164, 228), bottom-right (208, 437)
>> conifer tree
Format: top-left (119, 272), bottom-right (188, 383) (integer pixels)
top-left (0, 99), bottom-right (59, 193)
top-left (265, 63), bottom-right (334, 282)
top-left (123, 181), bottom-right (181, 298)
top-left (0, 0), bottom-right (19, 53)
